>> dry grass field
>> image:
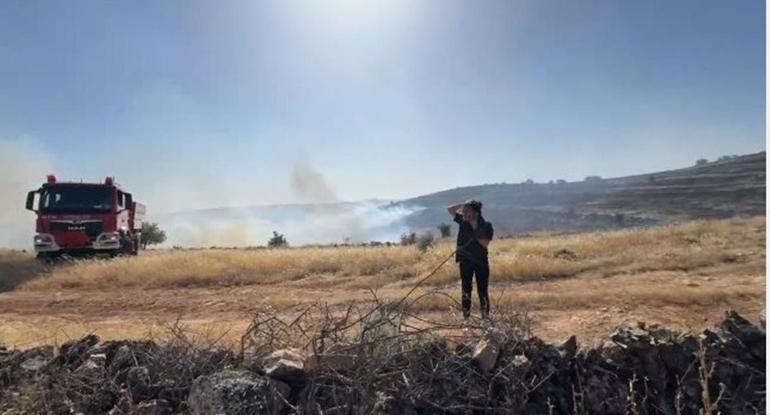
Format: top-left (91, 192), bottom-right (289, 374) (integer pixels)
top-left (0, 216), bottom-right (765, 348)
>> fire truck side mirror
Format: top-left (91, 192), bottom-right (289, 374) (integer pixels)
top-left (25, 191), bottom-right (37, 212)
top-left (124, 193), bottom-right (133, 209)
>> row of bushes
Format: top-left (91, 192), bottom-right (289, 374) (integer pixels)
top-left (268, 223), bottom-right (456, 252)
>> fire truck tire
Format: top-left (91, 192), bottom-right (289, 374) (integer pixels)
top-left (36, 252), bottom-right (60, 263)
top-left (118, 232), bottom-right (134, 256)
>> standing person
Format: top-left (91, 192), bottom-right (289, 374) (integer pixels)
top-left (447, 200), bottom-right (494, 318)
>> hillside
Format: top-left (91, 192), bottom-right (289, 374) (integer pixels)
top-left (400, 152), bottom-right (766, 234)
top-left (133, 152), bottom-right (765, 247)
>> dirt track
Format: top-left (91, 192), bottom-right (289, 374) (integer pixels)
top-left (0, 271), bottom-right (763, 349)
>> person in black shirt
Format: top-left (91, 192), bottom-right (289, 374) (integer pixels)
top-left (447, 200), bottom-right (494, 318)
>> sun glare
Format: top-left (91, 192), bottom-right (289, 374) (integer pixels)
top-left (289, 0), bottom-right (420, 37)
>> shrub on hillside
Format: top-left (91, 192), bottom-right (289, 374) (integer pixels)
top-left (437, 223), bottom-right (451, 238)
top-left (416, 232), bottom-right (435, 253)
top-left (267, 231), bottom-right (288, 248)
top-left (717, 154), bottom-right (738, 162)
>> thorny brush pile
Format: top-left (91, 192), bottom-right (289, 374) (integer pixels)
top-left (0, 297), bottom-right (765, 414)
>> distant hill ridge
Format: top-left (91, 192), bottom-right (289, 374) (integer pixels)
top-left (400, 151), bottom-right (766, 234)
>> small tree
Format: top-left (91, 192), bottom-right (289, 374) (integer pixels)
top-left (141, 222), bottom-right (166, 249)
top-left (437, 223), bottom-right (451, 238)
top-left (614, 213), bottom-right (625, 226)
top-left (400, 232), bottom-right (417, 246)
top-left (267, 231), bottom-right (288, 248)
top-left (717, 155), bottom-right (738, 162)
top-left (696, 158), bottom-right (708, 166)
top-left (416, 232), bottom-right (435, 253)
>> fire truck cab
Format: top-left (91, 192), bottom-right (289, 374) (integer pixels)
top-left (25, 175), bottom-right (145, 259)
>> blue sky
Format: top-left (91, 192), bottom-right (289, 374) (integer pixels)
top-left (0, 0), bottom-right (765, 214)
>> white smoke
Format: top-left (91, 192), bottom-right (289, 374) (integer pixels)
top-left (0, 138), bottom-right (55, 248)
top-left (0, 143), bottom-right (424, 248)
top-left (157, 201), bottom-right (424, 247)
top-left (291, 159), bottom-right (339, 202)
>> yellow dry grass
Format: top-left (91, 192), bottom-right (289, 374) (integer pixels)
top-left (0, 217), bottom-right (764, 347)
top-left (17, 216), bottom-right (765, 296)
top-left (20, 245), bottom-right (423, 290)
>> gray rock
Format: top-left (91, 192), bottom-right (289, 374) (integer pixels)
top-left (11, 345), bottom-right (53, 373)
top-left (188, 370), bottom-right (290, 415)
top-left (59, 334), bottom-right (100, 365)
top-left (557, 335), bottom-right (578, 358)
top-left (472, 328), bottom-right (506, 373)
top-left (103, 340), bottom-right (158, 375)
top-left (110, 344), bottom-right (135, 373)
top-left (263, 348), bottom-right (305, 383)
top-left (90, 352), bottom-right (107, 366)
top-left (512, 354), bottom-right (530, 369)
top-left (73, 356), bottom-right (104, 379)
top-left (717, 310), bottom-right (765, 361)
top-left (304, 343), bottom-right (358, 373)
top-left (19, 355), bottom-right (48, 372)
top-left (0, 345), bottom-right (53, 386)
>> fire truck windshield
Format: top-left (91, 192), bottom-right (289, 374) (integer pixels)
top-left (40, 186), bottom-right (113, 212)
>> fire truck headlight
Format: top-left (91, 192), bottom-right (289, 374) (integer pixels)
top-left (34, 234), bottom-right (53, 245)
top-left (101, 233), bottom-right (119, 242)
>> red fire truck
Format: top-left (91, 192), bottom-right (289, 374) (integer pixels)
top-left (25, 175), bottom-right (145, 259)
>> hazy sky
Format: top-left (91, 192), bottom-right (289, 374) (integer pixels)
top-left (0, 0), bottom-right (765, 214)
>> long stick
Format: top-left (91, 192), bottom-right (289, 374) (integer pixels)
top-left (395, 247), bottom-right (459, 309)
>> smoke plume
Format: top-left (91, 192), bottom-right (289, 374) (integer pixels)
top-left (0, 139), bottom-right (56, 247)
top-left (158, 201), bottom-right (424, 247)
top-left (0, 140), bottom-right (424, 249)
top-left (291, 159), bottom-right (339, 202)
top-left (157, 158), bottom-right (424, 247)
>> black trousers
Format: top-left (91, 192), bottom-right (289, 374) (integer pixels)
top-left (459, 259), bottom-right (490, 316)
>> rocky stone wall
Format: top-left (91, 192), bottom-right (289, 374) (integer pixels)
top-left (0, 311), bottom-right (764, 414)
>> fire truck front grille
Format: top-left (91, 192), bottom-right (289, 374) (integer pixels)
top-left (50, 221), bottom-right (104, 240)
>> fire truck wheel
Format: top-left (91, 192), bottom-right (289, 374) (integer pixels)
top-left (36, 252), bottom-right (60, 263)
top-left (117, 232), bottom-right (134, 256)
top-left (131, 236), bottom-right (139, 255)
